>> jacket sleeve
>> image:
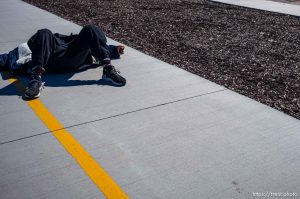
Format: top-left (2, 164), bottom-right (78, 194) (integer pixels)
top-left (0, 53), bottom-right (9, 70)
top-left (16, 43), bottom-right (32, 66)
top-left (7, 47), bottom-right (19, 70)
top-left (0, 43), bottom-right (32, 71)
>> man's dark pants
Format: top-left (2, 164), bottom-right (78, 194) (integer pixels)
top-left (27, 24), bottom-right (110, 72)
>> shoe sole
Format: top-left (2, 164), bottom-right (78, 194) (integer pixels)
top-left (24, 82), bottom-right (45, 99)
top-left (102, 75), bottom-right (125, 86)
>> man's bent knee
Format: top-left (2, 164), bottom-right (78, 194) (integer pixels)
top-left (36, 29), bottom-right (53, 37)
top-left (83, 24), bottom-right (98, 31)
top-left (82, 24), bottom-right (105, 35)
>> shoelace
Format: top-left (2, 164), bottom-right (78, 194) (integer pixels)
top-left (26, 78), bottom-right (44, 91)
top-left (111, 67), bottom-right (122, 75)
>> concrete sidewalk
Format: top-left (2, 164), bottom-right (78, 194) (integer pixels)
top-left (1, 0), bottom-right (300, 198)
top-left (212, 0), bottom-right (300, 17)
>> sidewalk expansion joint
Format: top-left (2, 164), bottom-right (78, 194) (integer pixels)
top-left (0, 88), bottom-right (227, 145)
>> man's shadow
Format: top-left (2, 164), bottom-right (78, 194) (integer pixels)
top-left (42, 64), bottom-right (118, 87)
top-left (0, 64), bottom-right (119, 98)
top-left (0, 71), bottom-right (22, 97)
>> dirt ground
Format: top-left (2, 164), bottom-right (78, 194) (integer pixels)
top-left (23, 0), bottom-right (300, 120)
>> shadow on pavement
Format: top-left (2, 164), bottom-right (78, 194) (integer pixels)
top-left (0, 65), bottom-right (120, 98)
top-left (42, 73), bottom-right (118, 87)
top-left (0, 71), bottom-right (24, 97)
top-left (43, 64), bottom-right (120, 87)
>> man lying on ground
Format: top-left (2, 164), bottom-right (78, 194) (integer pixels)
top-left (0, 24), bottom-right (126, 99)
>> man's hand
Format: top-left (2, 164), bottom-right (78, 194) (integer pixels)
top-left (117, 45), bottom-right (125, 55)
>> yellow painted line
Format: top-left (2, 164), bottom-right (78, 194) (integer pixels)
top-left (7, 75), bottom-right (129, 199)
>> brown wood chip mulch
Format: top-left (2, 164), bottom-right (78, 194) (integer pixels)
top-left (23, 0), bottom-right (300, 120)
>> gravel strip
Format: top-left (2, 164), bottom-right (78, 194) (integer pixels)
top-left (23, 0), bottom-right (300, 119)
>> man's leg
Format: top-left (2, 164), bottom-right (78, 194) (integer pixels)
top-left (25, 29), bottom-right (56, 99)
top-left (67, 25), bottom-right (126, 86)
top-left (68, 24), bottom-right (111, 64)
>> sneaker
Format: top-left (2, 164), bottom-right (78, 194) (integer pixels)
top-left (102, 65), bottom-right (126, 86)
top-left (24, 75), bottom-right (44, 99)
